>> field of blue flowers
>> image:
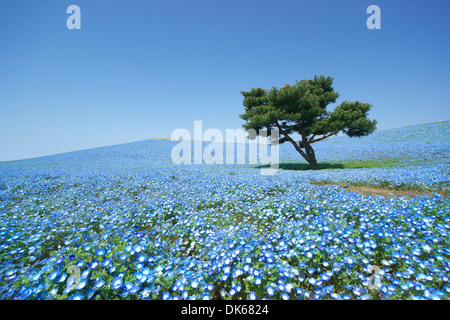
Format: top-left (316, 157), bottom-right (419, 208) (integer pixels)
top-left (1, 121), bottom-right (449, 300)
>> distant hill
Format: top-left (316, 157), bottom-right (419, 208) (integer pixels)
top-left (1, 121), bottom-right (449, 165)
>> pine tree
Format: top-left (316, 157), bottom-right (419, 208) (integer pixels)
top-left (239, 76), bottom-right (377, 170)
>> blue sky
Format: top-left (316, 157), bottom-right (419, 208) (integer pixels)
top-left (1, 0), bottom-right (449, 161)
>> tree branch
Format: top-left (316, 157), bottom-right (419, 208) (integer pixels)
top-left (275, 122), bottom-right (309, 160)
top-left (309, 130), bottom-right (339, 144)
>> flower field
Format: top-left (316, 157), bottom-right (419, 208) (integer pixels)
top-left (0, 121), bottom-right (449, 300)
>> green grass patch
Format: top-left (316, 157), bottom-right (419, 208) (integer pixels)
top-left (311, 180), bottom-right (449, 197)
top-left (257, 158), bottom-right (404, 171)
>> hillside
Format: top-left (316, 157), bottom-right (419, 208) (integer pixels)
top-left (0, 121), bottom-right (449, 300)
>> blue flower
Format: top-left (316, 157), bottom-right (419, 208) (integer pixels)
top-left (162, 292), bottom-right (171, 300)
top-left (191, 280), bottom-right (199, 289)
top-left (111, 277), bottom-right (123, 290)
top-left (266, 285), bottom-right (275, 296)
top-left (94, 278), bottom-right (105, 289)
top-left (48, 270), bottom-right (59, 281)
top-left (69, 293), bottom-right (83, 300)
top-left (201, 293), bottom-right (210, 300)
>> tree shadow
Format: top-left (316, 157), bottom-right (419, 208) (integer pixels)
top-left (255, 162), bottom-right (346, 171)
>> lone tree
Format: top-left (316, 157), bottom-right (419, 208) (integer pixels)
top-left (239, 76), bottom-right (377, 170)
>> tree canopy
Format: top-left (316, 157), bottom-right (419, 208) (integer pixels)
top-left (239, 76), bottom-right (377, 170)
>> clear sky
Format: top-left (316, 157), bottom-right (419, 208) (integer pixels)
top-left (1, 0), bottom-right (449, 161)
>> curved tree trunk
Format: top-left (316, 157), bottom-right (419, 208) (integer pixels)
top-left (307, 154), bottom-right (318, 170)
top-left (275, 122), bottom-right (319, 170)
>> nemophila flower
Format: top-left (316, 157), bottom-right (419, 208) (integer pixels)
top-left (94, 278), bottom-right (105, 289)
top-left (320, 273), bottom-right (331, 281)
top-left (162, 292), bottom-right (171, 300)
top-left (129, 285), bottom-right (140, 294)
top-left (121, 282), bottom-right (132, 292)
top-left (249, 292), bottom-right (257, 300)
top-left (69, 293), bottom-right (83, 300)
top-left (141, 287), bottom-right (151, 298)
top-left (76, 279), bottom-right (87, 290)
top-left (360, 294), bottom-right (370, 300)
top-left (223, 266), bottom-right (231, 274)
top-left (118, 253), bottom-right (127, 261)
top-left (102, 259), bottom-right (112, 267)
top-left (254, 277), bottom-right (262, 285)
top-left (81, 269), bottom-right (89, 279)
top-left (68, 254), bottom-right (76, 261)
top-left (48, 270), bottom-right (59, 281)
top-left (56, 272), bottom-right (67, 283)
top-left (96, 249), bottom-right (105, 256)
top-left (85, 288), bottom-right (96, 299)
top-left (76, 260), bottom-right (85, 268)
top-left (49, 286), bottom-right (59, 296)
top-left (233, 269), bottom-right (243, 278)
top-left (191, 280), bottom-right (199, 289)
top-left (283, 283), bottom-right (292, 292)
top-left (266, 285), bottom-right (275, 296)
top-left (201, 293), bottom-right (210, 300)
top-left (89, 259), bottom-right (99, 269)
top-left (281, 292), bottom-right (290, 300)
top-left (111, 277), bottom-right (123, 290)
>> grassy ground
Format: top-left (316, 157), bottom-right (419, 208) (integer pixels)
top-left (311, 182), bottom-right (449, 198)
top-left (257, 158), bottom-right (404, 171)
top-left (258, 159), bottom-right (449, 197)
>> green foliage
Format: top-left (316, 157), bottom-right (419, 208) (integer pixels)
top-left (239, 76), bottom-right (377, 169)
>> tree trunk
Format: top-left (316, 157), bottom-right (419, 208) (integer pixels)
top-left (275, 121), bottom-right (320, 170)
top-left (307, 154), bottom-right (319, 170)
top-left (304, 141), bottom-right (318, 170)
